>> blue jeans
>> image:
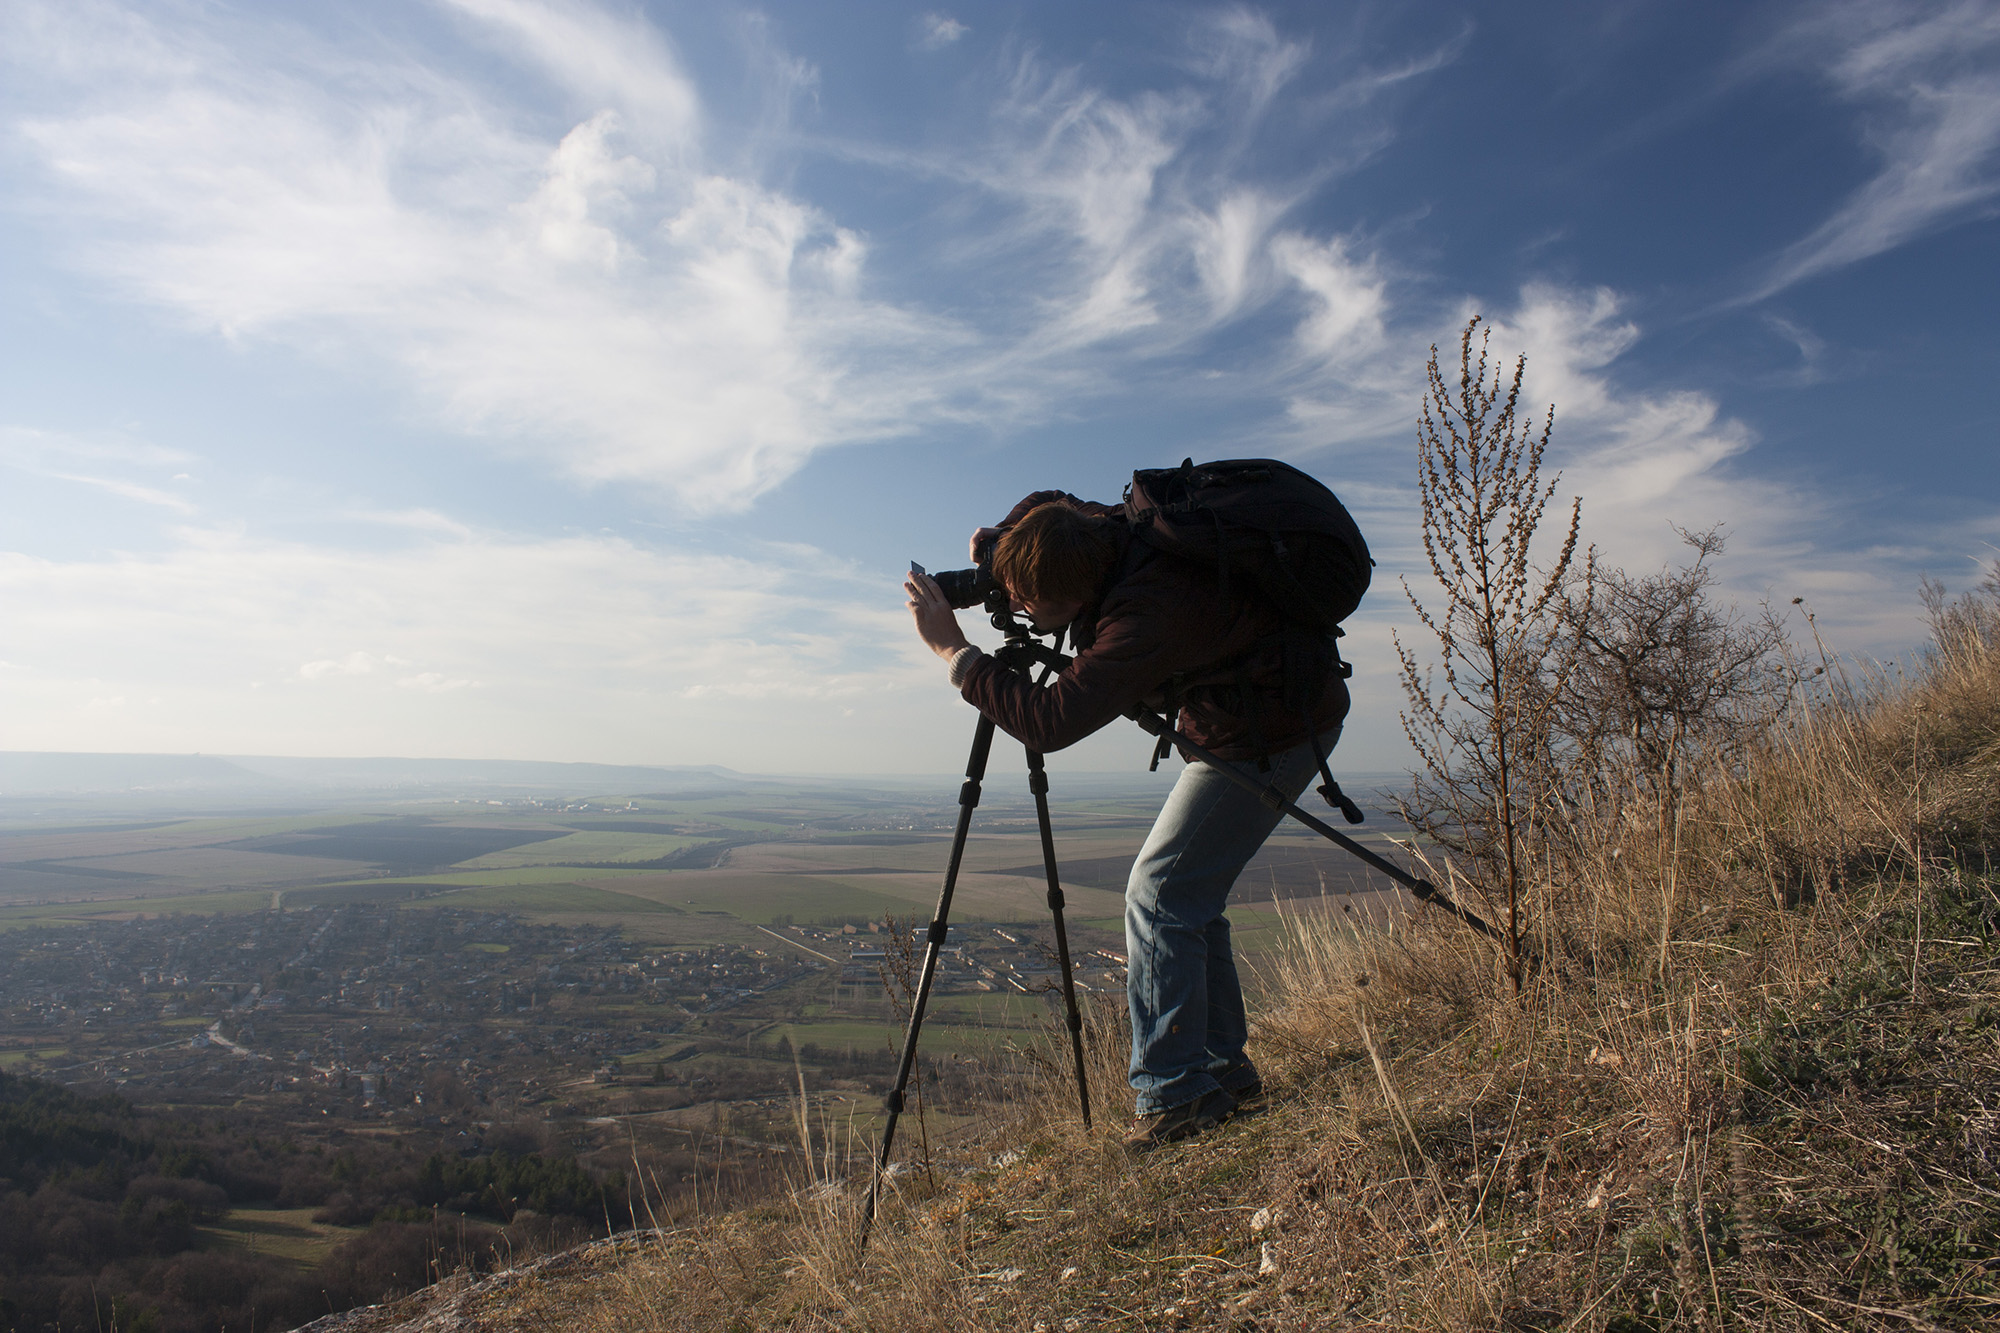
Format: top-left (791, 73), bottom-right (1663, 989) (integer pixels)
top-left (1124, 730), bottom-right (1337, 1114)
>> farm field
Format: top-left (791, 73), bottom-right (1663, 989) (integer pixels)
top-left (198, 1206), bottom-right (366, 1269)
top-left (0, 774), bottom-right (1422, 946)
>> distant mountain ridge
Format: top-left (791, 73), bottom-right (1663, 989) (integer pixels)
top-left (0, 751), bottom-right (752, 797)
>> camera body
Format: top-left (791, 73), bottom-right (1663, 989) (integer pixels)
top-left (933, 534), bottom-right (1007, 614)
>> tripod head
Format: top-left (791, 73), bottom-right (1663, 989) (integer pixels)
top-left (991, 619), bottom-right (1072, 677)
top-left (980, 586), bottom-right (1075, 677)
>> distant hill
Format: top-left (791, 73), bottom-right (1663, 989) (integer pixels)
top-left (0, 751), bottom-right (754, 798)
top-left (0, 751), bottom-right (274, 794)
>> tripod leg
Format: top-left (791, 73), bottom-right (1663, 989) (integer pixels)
top-left (862, 714), bottom-right (996, 1246)
top-left (1025, 747), bottom-right (1092, 1130)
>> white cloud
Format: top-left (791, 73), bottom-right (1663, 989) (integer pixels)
top-left (1186, 8), bottom-right (1310, 119)
top-left (0, 524), bottom-right (964, 768)
top-left (0, 2), bottom-right (1453, 510)
top-left (918, 14), bottom-right (968, 51)
top-left (4, 0), bottom-right (960, 513)
top-left (300, 652), bottom-right (402, 679)
top-left (437, 0), bottom-right (700, 145)
top-left (1754, 0), bottom-right (2000, 297)
top-left (0, 425), bottom-right (196, 511)
top-left (1272, 232), bottom-right (1388, 366)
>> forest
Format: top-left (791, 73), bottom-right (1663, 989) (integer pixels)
top-left (0, 1068), bottom-right (626, 1333)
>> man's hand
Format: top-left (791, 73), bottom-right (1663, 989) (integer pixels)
top-left (905, 570), bottom-right (971, 663)
top-left (970, 527), bottom-right (1004, 564)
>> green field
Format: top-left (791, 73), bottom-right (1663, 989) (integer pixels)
top-left (410, 883), bottom-right (688, 915)
top-left (0, 1047), bottom-right (68, 1068)
top-left (456, 830), bottom-right (707, 869)
top-left (0, 888), bottom-right (278, 931)
top-left (198, 1206), bottom-right (363, 1268)
top-left (311, 864), bottom-right (655, 889)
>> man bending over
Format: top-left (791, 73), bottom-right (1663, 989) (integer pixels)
top-left (904, 491), bottom-right (1349, 1150)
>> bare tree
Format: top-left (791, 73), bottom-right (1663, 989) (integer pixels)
top-left (1396, 316), bottom-right (1591, 996)
top-left (1549, 525), bottom-right (1786, 805)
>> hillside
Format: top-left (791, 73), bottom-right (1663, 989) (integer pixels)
top-left (280, 575), bottom-right (2000, 1333)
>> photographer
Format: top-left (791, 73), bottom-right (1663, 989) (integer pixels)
top-left (904, 491), bottom-right (1349, 1150)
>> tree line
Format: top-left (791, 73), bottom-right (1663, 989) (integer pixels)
top-left (0, 1069), bottom-right (627, 1333)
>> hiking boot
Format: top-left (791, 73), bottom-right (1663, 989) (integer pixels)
top-left (1122, 1088), bottom-right (1238, 1153)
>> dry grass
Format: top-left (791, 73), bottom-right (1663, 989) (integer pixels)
top-left (517, 581), bottom-right (2000, 1332)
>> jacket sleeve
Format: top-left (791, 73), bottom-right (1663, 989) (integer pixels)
top-left (957, 589), bottom-right (1181, 752)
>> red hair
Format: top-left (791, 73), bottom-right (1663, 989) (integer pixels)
top-left (991, 502), bottom-right (1118, 604)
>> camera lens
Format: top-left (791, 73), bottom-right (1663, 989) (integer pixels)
top-left (932, 566), bottom-right (995, 610)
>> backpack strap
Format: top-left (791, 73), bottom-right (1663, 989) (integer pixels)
top-left (1279, 627), bottom-right (1364, 822)
top-left (1147, 673), bottom-right (1183, 772)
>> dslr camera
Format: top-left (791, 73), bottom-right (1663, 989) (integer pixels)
top-left (922, 533), bottom-right (1007, 613)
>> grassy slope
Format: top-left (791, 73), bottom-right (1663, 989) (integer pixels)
top-left (292, 594), bottom-right (2000, 1333)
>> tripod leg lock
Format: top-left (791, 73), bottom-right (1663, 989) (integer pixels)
top-left (1065, 1009), bottom-right (1083, 1033)
top-left (958, 779), bottom-right (982, 807)
top-left (926, 919), bottom-right (950, 945)
top-left (884, 1088), bottom-right (905, 1114)
top-left (1258, 785), bottom-right (1286, 813)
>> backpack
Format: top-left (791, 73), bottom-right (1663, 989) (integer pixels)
top-left (1122, 458), bottom-right (1372, 632)
top-left (1122, 458), bottom-right (1373, 819)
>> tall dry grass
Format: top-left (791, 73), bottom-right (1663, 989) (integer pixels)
top-left (560, 572), bottom-right (1998, 1331)
top-left (1237, 573), bottom-right (2000, 1329)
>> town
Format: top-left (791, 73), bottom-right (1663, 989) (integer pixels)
top-left (1, 901), bottom-right (1129, 1141)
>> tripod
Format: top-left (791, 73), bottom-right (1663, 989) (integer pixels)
top-left (861, 622), bottom-right (1093, 1242)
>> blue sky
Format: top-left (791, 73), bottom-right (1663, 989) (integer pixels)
top-left (1, 0), bottom-right (1995, 775)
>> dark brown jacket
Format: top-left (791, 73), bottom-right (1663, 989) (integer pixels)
top-left (957, 491), bottom-right (1351, 759)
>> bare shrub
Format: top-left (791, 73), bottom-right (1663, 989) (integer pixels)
top-left (1396, 315), bottom-right (1592, 994)
top-left (1549, 525), bottom-right (1786, 806)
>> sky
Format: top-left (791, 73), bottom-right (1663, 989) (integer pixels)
top-left (1, 0), bottom-right (1996, 776)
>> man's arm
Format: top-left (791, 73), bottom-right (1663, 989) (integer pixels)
top-left (956, 592), bottom-right (1183, 752)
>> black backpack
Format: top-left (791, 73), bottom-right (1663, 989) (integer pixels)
top-left (1122, 458), bottom-right (1373, 819)
top-left (1123, 458), bottom-right (1372, 632)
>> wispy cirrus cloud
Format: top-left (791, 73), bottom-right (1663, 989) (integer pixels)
top-left (0, 425), bottom-right (196, 512)
top-left (1752, 0), bottom-right (2000, 298)
top-left (0, 1), bottom-right (1442, 511)
top-left (4, 0), bottom-right (960, 513)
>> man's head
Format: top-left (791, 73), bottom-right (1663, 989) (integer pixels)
top-left (991, 501), bottom-right (1119, 631)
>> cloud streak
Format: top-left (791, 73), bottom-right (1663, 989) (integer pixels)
top-left (1754, 0), bottom-right (2000, 298)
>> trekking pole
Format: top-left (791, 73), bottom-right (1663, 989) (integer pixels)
top-left (1124, 707), bottom-right (1503, 944)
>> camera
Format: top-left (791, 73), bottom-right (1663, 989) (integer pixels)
top-left (930, 534), bottom-right (1004, 611)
